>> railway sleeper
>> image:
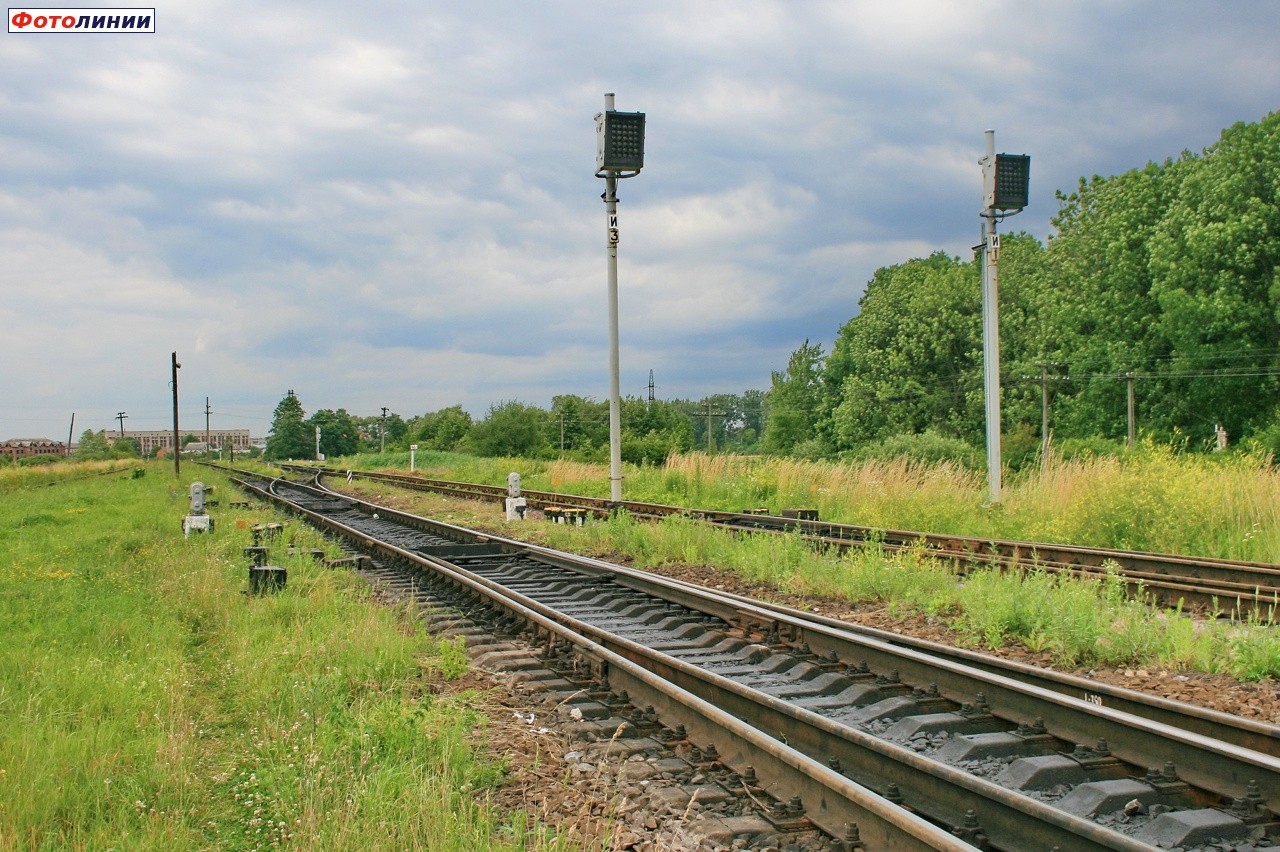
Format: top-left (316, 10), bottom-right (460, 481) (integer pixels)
top-left (340, 550), bottom-right (901, 850)
top-left (251, 475), bottom-right (1279, 849)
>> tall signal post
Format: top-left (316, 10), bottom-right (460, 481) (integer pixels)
top-left (977, 131), bottom-right (1030, 504)
top-left (595, 93), bottom-right (645, 504)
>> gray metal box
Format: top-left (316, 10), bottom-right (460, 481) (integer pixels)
top-left (596, 110), bottom-right (646, 172)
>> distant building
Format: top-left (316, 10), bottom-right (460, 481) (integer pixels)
top-left (1, 438), bottom-right (67, 461)
top-left (114, 428), bottom-right (252, 456)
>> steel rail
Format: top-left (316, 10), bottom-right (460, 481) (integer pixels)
top-left (247, 475), bottom-right (1146, 849)
top-left (303, 478), bottom-right (1279, 801)
top-left (652, 575), bottom-right (1280, 757)
top-left (235, 464), bottom-right (1278, 751)
top-left (238, 472), bottom-right (1278, 850)
top-left (237, 474), bottom-right (971, 850)
top-left (280, 462), bottom-right (1280, 619)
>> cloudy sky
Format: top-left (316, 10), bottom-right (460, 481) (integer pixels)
top-left (2, 1), bottom-right (1278, 441)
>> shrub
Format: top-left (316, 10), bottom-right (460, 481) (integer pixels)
top-left (790, 437), bottom-right (836, 461)
top-left (846, 429), bottom-right (982, 471)
top-left (16, 454), bottom-right (64, 466)
top-left (1244, 407), bottom-right (1280, 465)
top-left (1056, 435), bottom-right (1126, 460)
top-left (1002, 422), bottom-right (1042, 471)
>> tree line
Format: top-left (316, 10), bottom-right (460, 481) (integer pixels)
top-left (264, 390), bottom-right (768, 463)
top-left (265, 111), bottom-right (1280, 467)
top-left (767, 111), bottom-right (1280, 464)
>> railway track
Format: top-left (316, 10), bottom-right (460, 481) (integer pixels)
top-left (275, 463), bottom-right (1280, 620)
top-left (231, 470), bottom-right (1279, 851)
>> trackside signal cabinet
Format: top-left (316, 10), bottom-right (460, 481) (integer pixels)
top-left (596, 110), bottom-right (646, 172)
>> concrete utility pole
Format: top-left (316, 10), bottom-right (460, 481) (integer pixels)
top-left (595, 92), bottom-right (646, 504)
top-left (977, 130), bottom-right (1030, 504)
top-left (603, 144), bottom-right (623, 501)
top-left (980, 133), bottom-right (1003, 503)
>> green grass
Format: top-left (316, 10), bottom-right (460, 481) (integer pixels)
top-left (334, 444), bottom-right (1280, 563)
top-left (281, 449), bottom-right (1280, 680)
top-left (532, 510), bottom-right (1280, 679)
top-left (309, 446), bottom-right (1280, 679)
top-left (0, 461), bottom-right (564, 851)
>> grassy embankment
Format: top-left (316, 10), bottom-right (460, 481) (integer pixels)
top-left (0, 461), bottom-right (564, 851)
top-left (318, 447), bottom-right (1280, 680)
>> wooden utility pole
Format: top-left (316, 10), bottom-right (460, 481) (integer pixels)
top-left (1125, 371), bottom-right (1136, 448)
top-left (1040, 364), bottom-right (1050, 453)
top-left (171, 352), bottom-right (181, 476)
top-left (1034, 362), bottom-right (1062, 465)
top-left (701, 401), bottom-right (726, 454)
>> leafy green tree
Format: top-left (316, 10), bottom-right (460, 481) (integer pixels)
top-left (73, 429), bottom-right (113, 460)
top-left (619, 398), bottom-right (693, 464)
top-left (731, 389), bottom-right (768, 452)
top-left (1145, 114), bottom-right (1280, 438)
top-left (1019, 112), bottom-right (1280, 443)
top-left (384, 413), bottom-right (409, 447)
top-left (113, 437), bottom-right (140, 458)
top-left (413, 405), bottom-right (474, 451)
top-left (1028, 161), bottom-right (1176, 439)
top-left (309, 409), bottom-right (360, 458)
top-left (684, 393), bottom-right (764, 454)
top-left (467, 401), bottom-right (550, 458)
top-left (354, 411), bottom-right (409, 452)
top-left (824, 253), bottom-right (987, 448)
top-left (804, 112), bottom-right (1280, 454)
top-left (763, 340), bottom-right (826, 454)
top-left (549, 395), bottom-right (609, 455)
top-left (265, 391), bottom-right (311, 460)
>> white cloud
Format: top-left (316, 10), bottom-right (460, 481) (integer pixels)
top-left (1, 0), bottom-right (1278, 438)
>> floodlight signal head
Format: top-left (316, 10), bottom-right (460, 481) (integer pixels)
top-left (987, 153), bottom-right (1031, 211)
top-left (596, 110), bottom-right (646, 174)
